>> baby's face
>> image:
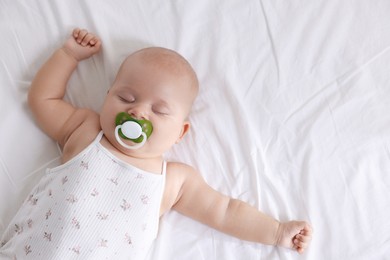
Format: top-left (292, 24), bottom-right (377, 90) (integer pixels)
top-left (100, 48), bottom-right (197, 158)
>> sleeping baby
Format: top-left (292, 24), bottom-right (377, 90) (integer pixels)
top-left (0, 28), bottom-right (312, 259)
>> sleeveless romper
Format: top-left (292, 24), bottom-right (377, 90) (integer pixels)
top-left (0, 131), bottom-right (166, 259)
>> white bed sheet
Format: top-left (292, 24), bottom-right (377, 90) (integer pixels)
top-left (1, 0), bottom-right (390, 259)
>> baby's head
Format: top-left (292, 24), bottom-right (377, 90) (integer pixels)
top-left (117, 47), bottom-right (198, 114)
top-left (100, 47), bottom-right (199, 157)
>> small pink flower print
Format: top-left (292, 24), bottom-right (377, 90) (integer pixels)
top-left (14, 224), bottom-right (23, 234)
top-left (27, 195), bottom-right (38, 206)
top-left (66, 194), bottom-right (78, 204)
top-left (107, 178), bottom-right (118, 185)
top-left (91, 188), bottom-right (99, 197)
top-left (98, 239), bottom-right (108, 247)
top-left (62, 176), bottom-right (68, 185)
top-left (45, 209), bottom-right (52, 220)
top-left (24, 245), bottom-right (32, 255)
top-left (71, 246), bottom-right (81, 254)
top-left (27, 219), bottom-right (33, 228)
top-left (141, 195), bottom-right (149, 204)
top-left (80, 161), bottom-right (89, 170)
top-left (124, 233), bottom-right (132, 245)
top-left (120, 199), bottom-right (131, 211)
top-left (71, 217), bottom-right (80, 229)
top-left (97, 212), bottom-right (109, 220)
top-left (43, 232), bottom-right (52, 241)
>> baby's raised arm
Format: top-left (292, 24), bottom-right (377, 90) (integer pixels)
top-left (28, 28), bottom-right (101, 146)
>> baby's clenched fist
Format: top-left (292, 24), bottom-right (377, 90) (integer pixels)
top-left (62, 28), bottom-right (101, 61)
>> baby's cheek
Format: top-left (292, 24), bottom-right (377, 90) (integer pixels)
top-left (159, 130), bottom-right (179, 145)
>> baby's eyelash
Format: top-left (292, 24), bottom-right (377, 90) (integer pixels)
top-left (154, 110), bottom-right (167, 115)
top-left (119, 96), bottom-right (135, 103)
top-left (153, 108), bottom-right (169, 116)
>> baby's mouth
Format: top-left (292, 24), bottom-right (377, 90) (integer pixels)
top-left (114, 112), bottom-right (153, 149)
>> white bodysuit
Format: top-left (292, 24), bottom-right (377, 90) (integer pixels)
top-left (0, 132), bottom-right (166, 259)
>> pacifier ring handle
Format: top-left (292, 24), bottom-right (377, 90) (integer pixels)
top-left (115, 125), bottom-right (147, 150)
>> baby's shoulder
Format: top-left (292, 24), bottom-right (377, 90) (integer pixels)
top-left (161, 162), bottom-right (202, 214)
top-left (166, 161), bottom-right (196, 174)
top-left (165, 161), bottom-right (201, 183)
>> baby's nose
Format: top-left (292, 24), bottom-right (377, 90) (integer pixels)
top-left (128, 106), bottom-right (147, 119)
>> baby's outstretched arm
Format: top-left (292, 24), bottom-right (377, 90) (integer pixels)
top-left (28, 28), bottom-right (101, 145)
top-left (171, 164), bottom-right (312, 254)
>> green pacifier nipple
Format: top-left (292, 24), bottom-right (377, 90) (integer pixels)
top-left (115, 112), bottom-right (153, 149)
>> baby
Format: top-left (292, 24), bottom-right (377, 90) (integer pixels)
top-left (0, 28), bottom-right (312, 259)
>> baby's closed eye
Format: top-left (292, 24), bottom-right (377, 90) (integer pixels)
top-left (119, 95), bottom-right (136, 103)
top-left (152, 105), bottom-right (170, 115)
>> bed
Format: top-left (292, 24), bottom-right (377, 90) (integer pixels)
top-left (1, 0), bottom-right (390, 259)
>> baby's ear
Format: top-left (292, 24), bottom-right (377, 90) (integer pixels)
top-left (176, 121), bottom-right (190, 143)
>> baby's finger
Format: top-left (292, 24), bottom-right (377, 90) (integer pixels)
top-left (296, 234), bottom-right (311, 243)
top-left (73, 28), bottom-right (81, 38)
top-left (90, 37), bottom-right (101, 48)
top-left (297, 246), bottom-right (305, 254)
top-left (293, 237), bottom-right (308, 249)
top-left (76, 29), bottom-right (89, 43)
top-left (301, 224), bottom-right (313, 236)
top-left (293, 243), bottom-right (305, 254)
top-left (82, 33), bottom-right (95, 46)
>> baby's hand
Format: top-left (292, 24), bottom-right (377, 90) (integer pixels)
top-left (62, 28), bottom-right (101, 61)
top-left (276, 221), bottom-right (313, 254)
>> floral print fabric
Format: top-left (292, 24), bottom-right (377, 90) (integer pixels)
top-left (0, 132), bottom-right (166, 259)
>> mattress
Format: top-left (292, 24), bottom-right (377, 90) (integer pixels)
top-left (1, 0), bottom-right (390, 259)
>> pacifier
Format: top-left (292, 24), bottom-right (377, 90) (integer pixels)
top-left (115, 112), bottom-right (153, 150)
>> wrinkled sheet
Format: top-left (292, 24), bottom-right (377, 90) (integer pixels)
top-left (1, 0), bottom-right (390, 259)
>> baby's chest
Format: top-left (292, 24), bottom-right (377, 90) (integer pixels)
top-left (42, 159), bottom-right (164, 216)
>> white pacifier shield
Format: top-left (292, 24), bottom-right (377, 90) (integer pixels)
top-left (121, 121), bottom-right (142, 139)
